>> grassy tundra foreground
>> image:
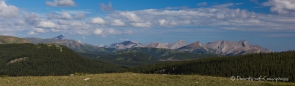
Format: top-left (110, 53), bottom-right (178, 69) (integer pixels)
top-left (0, 73), bottom-right (294, 86)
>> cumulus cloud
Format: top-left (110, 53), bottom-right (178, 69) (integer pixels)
top-left (108, 8), bottom-right (253, 28)
top-left (37, 21), bottom-right (56, 28)
top-left (1, 0), bottom-right (295, 37)
top-left (100, 1), bottom-right (113, 11)
top-left (94, 29), bottom-right (102, 35)
top-left (28, 28), bottom-right (46, 35)
top-left (58, 12), bottom-right (72, 19)
top-left (74, 13), bottom-right (86, 19)
top-left (131, 22), bottom-right (152, 28)
top-left (70, 21), bottom-right (88, 27)
top-left (111, 19), bottom-right (125, 26)
top-left (58, 20), bottom-right (70, 25)
top-left (158, 19), bottom-right (178, 26)
top-left (263, 0), bottom-right (295, 15)
top-left (89, 17), bottom-right (105, 24)
top-left (0, 0), bottom-right (19, 18)
top-left (119, 12), bottom-right (142, 22)
top-left (28, 31), bottom-right (37, 35)
top-left (47, 12), bottom-right (58, 19)
top-left (14, 20), bottom-right (25, 26)
top-left (23, 13), bottom-right (41, 25)
top-left (46, 0), bottom-right (76, 7)
top-left (34, 28), bottom-right (46, 33)
top-left (124, 29), bottom-right (133, 34)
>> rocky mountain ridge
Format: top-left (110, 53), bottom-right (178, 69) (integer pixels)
top-left (107, 40), bottom-right (271, 55)
top-left (24, 35), bottom-right (271, 56)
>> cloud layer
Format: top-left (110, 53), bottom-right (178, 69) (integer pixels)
top-left (0, 1), bottom-right (19, 18)
top-left (46, 0), bottom-right (76, 7)
top-left (0, 0), bottom-right (295, 37)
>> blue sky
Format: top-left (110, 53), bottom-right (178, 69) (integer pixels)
top-left (0, 0), bottom-right (295, 51)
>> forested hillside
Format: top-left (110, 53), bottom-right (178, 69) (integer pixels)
top-left (130, 51), bottom-right (295, 82)
top-left (78, 49), bottom-right (219, 67)
top-left (0, 43), bottom-right (124, 76)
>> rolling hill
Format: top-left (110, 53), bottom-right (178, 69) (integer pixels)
top-left (0, 35), bottom-right (30, 44)
top-left (0, 43), bottom-right (124, 76)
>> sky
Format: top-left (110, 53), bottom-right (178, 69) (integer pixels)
top-left (0, 0), bottom-right (295, 51)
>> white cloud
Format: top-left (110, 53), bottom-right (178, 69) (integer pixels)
top-left (212, 3), bottom-right (234, 8)
top-left (94, 29), bottom-right (102, 35)
top-left (14, 20), bottom-right (25, 26)
top-left (70, 21), bottom-right (87, 27)
top-left (23, 13), bottom-right (41, 25)
top-left (37, 21), bottom-right (56, 28)
top-left (46, 0), bottom-right (76, 7)
top-left (34, 28), bottom-right (46, 33)
top-left (124, 29), bottom-right (133, 34)
top-left (0, 1), bottom-right (19, 18)
top-left (131, 22), bottom-right (151, 28)
top-left (197, 2), bottom-right (207, 6)
top-left (158, 19), bottom-right (178, 26)
top-left (74, 13), bottom-right (86, 19)
top-left (58, 12), bottom-right (72, 19)
top-left (58, 20), bottom-right (70, 25)
top-left (56, 10), bottom-right (91, 14)
top-left (263, 0), bottom-right (295, 15)
top-left (119, 12), bottom-right (142, 22)
top-left (28, 28), bottom-right (46, 35)
top-left (111, 19), bottom-right (125, 26)
top-left (89, 17), bottom-right (105, 24)
top-left (47, 12), bottom-right (58, 19)
top-left (28, 31), bottom-right (37, 35)
top-left (100, 1), bottom-right (113, 11)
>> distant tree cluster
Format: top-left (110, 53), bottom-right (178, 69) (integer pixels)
top-left (0, 43), bottom-right (124, 76)
top-left (130, 51), bottom-right (295, 82)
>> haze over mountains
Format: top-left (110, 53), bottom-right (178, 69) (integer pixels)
top-left (25, 35), bottom-right (271, 56)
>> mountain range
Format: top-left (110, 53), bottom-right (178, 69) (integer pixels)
top-left (106, 39), bottom-right (271, 55)
top-left (24, 35), bottom-right (271, 56)
top-left (0, 35), bottom-right (272, 67)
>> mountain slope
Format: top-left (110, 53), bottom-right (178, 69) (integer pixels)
top-left (0, 43), bottom-right (124, 76)
top-left (0, 35), bottom-right (30, 44)
top-left (169, 40), bottom-right (187, 49)
top-left (24, 37), bottom-right (108, 53)
top-left (203, 40), bottom-right (271, 55)
top-left (107, 41), bottom-right (144, 50)
top-left (178, 41), bottom-right (209, 54)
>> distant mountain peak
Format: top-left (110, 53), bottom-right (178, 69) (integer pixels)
top-left (146, 42), bottom-right (169, 49)
top-left (53, 35), bottom-right (65, 39)
top-left (169, 40), bottom-right (187, 49)
top-left (121, 41), bottom-right (140, 45)
top-left (179, 41), bottom-right (202, 49)
top-left (108, 40), bottom-right (143, 49)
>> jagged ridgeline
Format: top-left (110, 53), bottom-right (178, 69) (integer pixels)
top-left (0, 43), bottom-right (124, 76)
top-left (130, 51), bottom-right (295, 82)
